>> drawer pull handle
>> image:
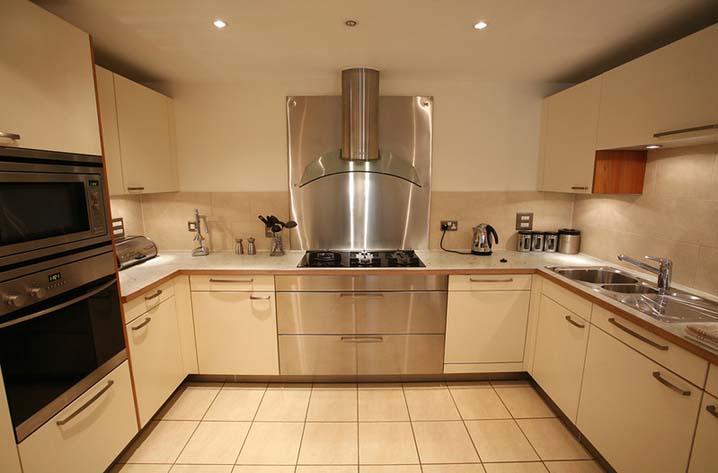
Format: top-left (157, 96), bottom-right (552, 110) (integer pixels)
top-left (131, 317), bottom-right (152, 330)
top-left (56, 380), bottom-right (114, 426)
top-left (127, 187), bottom-right (145, 191)
top-left (341, 336), bottom-right (384, 343)
top-left (0, 131), bottom-right (21, 140)
top-left (144, 290), bottom-right (162, 301)
top-left (339, 292), bottom-right (384, 298)
top-left (564, 315), bottom-right (585, 328)
top-left (652, 371), bottom-right (690, 396)
top-left (571, 186), bottom-right (589, 190)
top-left (250, 295), bottom-right (271, 300)
top-left (653, 123), bottom-right (718, 138)
top-left (469, 278), bottom-right (514, 283)
top-left (707, 405), bottom-right (718, 418)
top-left (209, 278), bottom-right (254, 283)
top-left (608, 318), bottom-right (669, 351)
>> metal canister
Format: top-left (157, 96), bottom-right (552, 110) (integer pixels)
top-left (558, 228), bottom-right (581, 254)
top-left (247, 237), bottom-right (256, 255)
top-left (517, 231), bottom-right (532, 252)
top-left (544, 232), bottom-right (559, 252)
top-left (530, 232), bottom-right (544, 252)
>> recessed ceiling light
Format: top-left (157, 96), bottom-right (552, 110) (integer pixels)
top-left (646, 144), bottom-right (662, 149)
top-left (474, 21), bottom-right (488, 30)
top-left (213, 19), bottom-right (227, 29)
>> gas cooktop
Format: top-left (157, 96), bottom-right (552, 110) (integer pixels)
top-left (298, 250), bottom-right (425, 268)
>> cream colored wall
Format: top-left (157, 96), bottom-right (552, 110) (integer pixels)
top-left (573, 144), bottom-right (718, 295)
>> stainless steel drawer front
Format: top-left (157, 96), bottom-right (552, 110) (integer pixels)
top-left (275, 275), bottom-right (448, 292)
top-left (277, 291), bottom-right (447, 334)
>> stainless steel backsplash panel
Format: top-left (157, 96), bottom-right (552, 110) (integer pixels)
top-left (287, 95), bottom-right (432, 250)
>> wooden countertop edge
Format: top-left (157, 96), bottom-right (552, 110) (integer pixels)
top-left (119, 266), bottom-right (718, 366)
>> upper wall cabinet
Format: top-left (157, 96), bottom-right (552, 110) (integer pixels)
top-left (597, 25), bottom-right (718, 150)
top-left (96, 66), bottom-right (178, 195)
top-left (0, 0), bottom-right (101, 155)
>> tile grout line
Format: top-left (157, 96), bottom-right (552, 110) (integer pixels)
top-left (445, 383), bottom-right (484, 465)
top-left (293, 383), bottom-right (314, 473)
top-left (232, 382), bottom-right (271, 466)
top-left (401, 383), bottom-right (425, 473)
top-left (170, 382), bottom-right (225, 468)
top-left (356, 383), bottom-right (360, 471)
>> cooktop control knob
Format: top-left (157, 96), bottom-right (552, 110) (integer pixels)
top-left (3, 294), bottom-right (25, 308)
top-left (27, 287), bottom-right (47, 299)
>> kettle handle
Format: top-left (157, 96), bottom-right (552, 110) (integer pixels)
top-left (486, 225), bottom-right (499, 247)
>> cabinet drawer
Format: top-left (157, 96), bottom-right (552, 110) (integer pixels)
top-left (688, 392), bottom-right (718, 473)
top-left (277, 291), bottom-right (447, 334)
top-left (578, 326), bottom-right (701, 473)
top-left (190, 275), bottom-right (275, 292)
top-left (449, 274), bottom-right (531, 291)
top-left (541, 278), bottom-right (592, 321)
top-left (707, 364), bottom-right (718, 398)
top-left (591, 306), bottom-right (708, 387)
top-left (124, 280), bottom-right (175, 324)
top-left (279, 335), bottom-right (357, 375)
top-left (126, 295), bottom-right (184, 427)
top-left (18, 361), bottom-right (137, 473)
top-left (276, 275), bottom-right (447, 291)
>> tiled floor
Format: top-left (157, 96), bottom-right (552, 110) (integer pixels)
top-left (111, 380), bottom-right (606, 473)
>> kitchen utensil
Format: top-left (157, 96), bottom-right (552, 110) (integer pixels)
top-left (558, 228), bottom-right (581, 254)
top-left (472, 224), bottom-right (499, 256)
top-left (517, 231), bottom-right (532, 252)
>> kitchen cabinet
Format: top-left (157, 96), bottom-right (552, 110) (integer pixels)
top-left (125, 292), bottom-right (185, 427)
top-left (531, 294), bottom-right (589, 421)
top-left (95, 66), bottom-right (178, 195)
top-left (688, 392), bottom-right (718, 473)
top-left (0, 367), bottom-right (21, 473)
top-left (444, 275), bottom-right (531, 372)
top-left (577, 326), bottom-right (701, 473)
top-left (597, 24), bottom-right (718, 150)
top-left (192, 290), bottom-right (279, 375)
top-left (0, 0), bottom-right (101, 155)
top-left (707, 364), bottom-right (718, 397)
top-left (18, 361), bottom-right (137, 473)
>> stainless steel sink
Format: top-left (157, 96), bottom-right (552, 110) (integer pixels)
top-left (552, 267), bottom-right (638, 285)
top-left (600, 283), bottom-right (658, 294)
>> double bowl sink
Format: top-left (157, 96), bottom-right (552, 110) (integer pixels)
top-left (547, 266), bottom-right (718, 324)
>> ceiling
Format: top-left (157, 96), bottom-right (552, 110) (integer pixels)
top-left (35, 0), bottom-right (718, 85)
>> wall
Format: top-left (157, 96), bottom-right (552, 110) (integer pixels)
top-left (573, 144), bottom-right (718, 294)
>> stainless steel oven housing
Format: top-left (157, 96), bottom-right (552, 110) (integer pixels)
top-left (0, 147), bottom-right (109, 267)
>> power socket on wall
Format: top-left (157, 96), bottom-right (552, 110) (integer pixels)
top-left (440, 220), bottom-right (458, 231)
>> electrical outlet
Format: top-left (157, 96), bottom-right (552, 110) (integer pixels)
top-left (515, 212), bottom-right (534, 230)
top-left (441, 220), bottom-right (458, 231)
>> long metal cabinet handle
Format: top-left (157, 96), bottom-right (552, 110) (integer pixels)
top-left (469, 277), bottom-right (514, 283)
top-left (250, 295), bottom-right (271, 300)
top-left (144, 290), bottom-right (162, 301)
top-left (339, 292), bottom-right (384, 298)
top-left (608, 318), bottom-right (669, 351)
top-left (126, 187), bottom-right (145, 191)
top-left (565, 315), bottom-right (586, 328)
top-left (209, 278), bottom-right (254, 283)
top-left (571, 186), bottom-right (589, 190)
top-left (56, 380), bottom-right (114, 426)
top-left (340, 336), bottom-right (384, 343)
top-left (0, 131), bottom-right (21, 140)
top-left (131, 317), bottom-right (152, 331)
top-left (707, 405), bottom-right (718, 418)
top-left (0, 278), bottom-right (117, 330)
top-left (653, 124), bottom-right (718, 138)
top-left (652, 371), bottom-right (690, 396)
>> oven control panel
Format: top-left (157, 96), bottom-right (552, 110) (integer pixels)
top-left (88, 178), bottom-right (107, 235)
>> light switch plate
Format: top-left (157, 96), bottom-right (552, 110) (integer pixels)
top-left (515, 212), bottom-right (534, 230)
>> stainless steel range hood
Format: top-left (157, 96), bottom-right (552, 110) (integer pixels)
top-left (298, 68), bottom-right (422, 187)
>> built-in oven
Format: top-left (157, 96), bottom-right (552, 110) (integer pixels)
top-left (0, 146), bottom-right (110, 268)
top-left (0, 244), bottom-right (126, 442)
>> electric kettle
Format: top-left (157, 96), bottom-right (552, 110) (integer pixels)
top-left (472, 224), bottom-right (499, 256)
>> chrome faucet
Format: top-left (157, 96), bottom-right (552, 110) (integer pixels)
top-left (617, 254), bottom-right (672, 292)
top-left (190, 208), bottom-right (210, 257)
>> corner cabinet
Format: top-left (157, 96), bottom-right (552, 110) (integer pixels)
top-left (95, 66), bottom-right (178, 195)
top-left (688, 393), bottom-right (718, 473)
top-left (0, 0), bottom-right (101, 155)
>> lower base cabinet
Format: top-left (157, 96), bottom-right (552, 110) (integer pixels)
top-left (18, 361), bottom-right (137, 473)
top-left (688, 393), bottom-right (718, 473)
top-left (577, 326), bottom-right (701, 473)
top-left (192, 291), bottom-right (279, 375)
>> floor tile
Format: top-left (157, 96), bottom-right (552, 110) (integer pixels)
top-left (110, 465), bottom-right (172, 473)
top-left (236, 422), bottom-right (304, 465)
top-left (517, 419), bottom-right (591, 461)
top-left (307, 385), bottom-right (358, 421)
top-left (203, 384), bottom-right (266, 421)
top-left (232, 467), bottom-right (295, 473)
top-left (412, 421), bottom-right (479, 464)
top-left (176, 421), bottom-right (250, 464)
top-left (297, 467), bottom-right (358, 473)
top-left (544, 460), bottom-right (605, 473)
top-left (254, 384), bottom-right (311, 422)
top-left (120, 421), bottom-right (198, 464)
top-left (157, 384), bottom-right (222, 420)
top-left (360, 467), bottom-right (421, 472)
top-left (483, 463), bottom-right (549, 473)
top-left (171, 466), bottom-right (233, 473)
top-left (448, 382), bottom-right (511, 420)
top-left (492, 381), bottom-right (555, 418)
top-left (422, 464), bottom-right (486, 472)
top-left (403, 384), bottom-right (461, 421)
top-left (466, 419), bottom-right (538, 463)
top-left (358, 422), bottom-right (419, 465)
top-left (298, 422), bottom-right (358, 464)
top-left (358, 386), bottom-right (409, 421)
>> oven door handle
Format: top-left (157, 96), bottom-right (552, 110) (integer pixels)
top-left (0, 278), bottom-right (117, 330)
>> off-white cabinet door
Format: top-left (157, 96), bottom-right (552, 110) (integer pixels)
top-left (688, 392), bottom-right (718, 473)
top-left (0, 0), bottom-right (101, 155)
top-left (95, 66), bottom-right (125, 195)
top-left (193, 292), bottom-right (279, 375)
top-left (541, 76), bottom-right (601, 194)
top-left (532, 295), bottom-right (589, 421)
top-left (126, 295), bottom-right (184, 427)
top-left (444, 291), bottom-right (530, 364)
top-left (578, 326), bottom-right (701, 473)
top-left (597, 25), bottom-right (718, 149)
top-left (114, 74), bottom-right (176, 194)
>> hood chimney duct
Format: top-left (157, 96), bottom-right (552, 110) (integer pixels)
top-left (341, 68), bottom-right (379, 161)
